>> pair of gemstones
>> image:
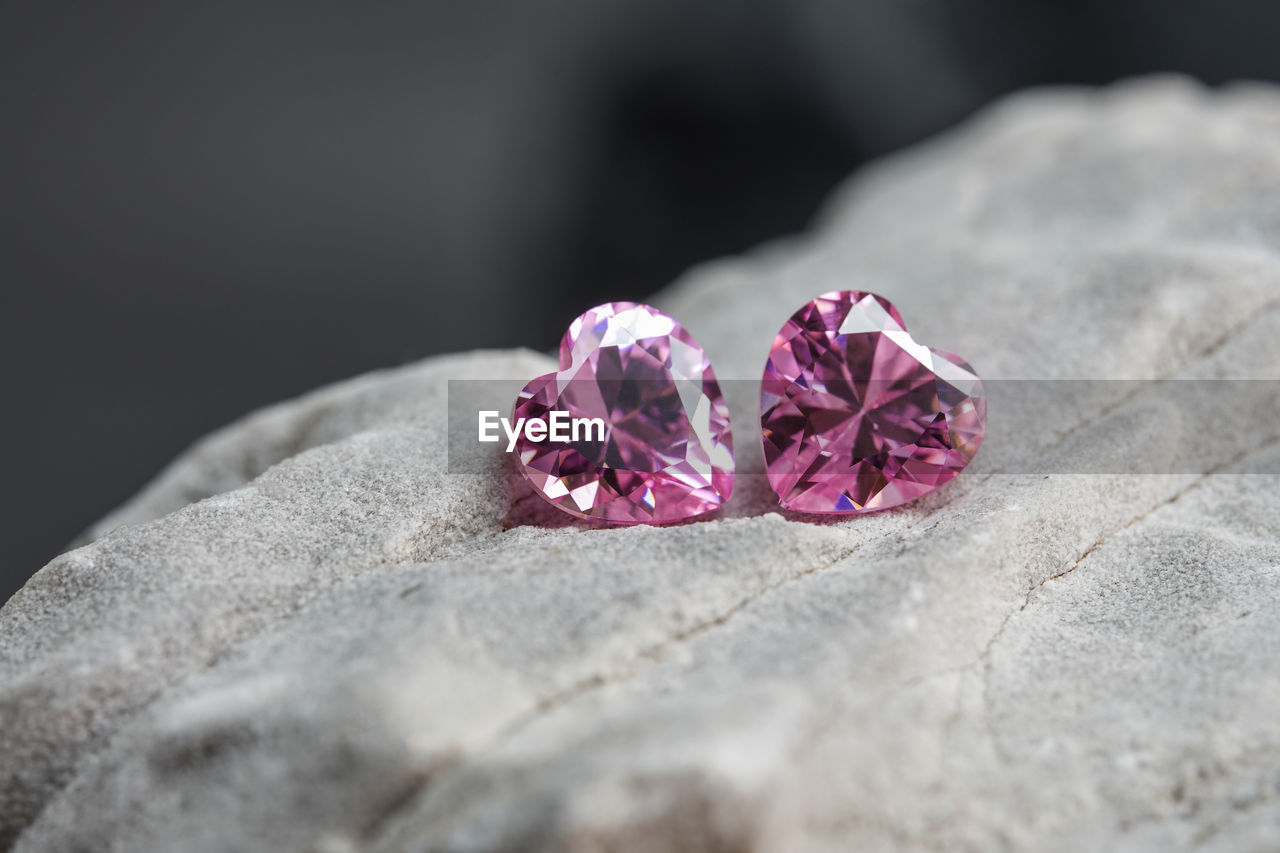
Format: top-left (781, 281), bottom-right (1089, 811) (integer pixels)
top-left (513, 291), bottom-right (987, 523)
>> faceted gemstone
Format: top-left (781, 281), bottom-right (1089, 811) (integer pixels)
top-left (760, 291), bottom-right (986, 513)
top-left (513, 302), bottom-right (734, 523)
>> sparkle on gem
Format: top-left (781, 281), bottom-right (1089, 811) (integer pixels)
top-left (760, 290), bottom-right (986, 513)
top-left (514, 302), bottom-right (734, 523)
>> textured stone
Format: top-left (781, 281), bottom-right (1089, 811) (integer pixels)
top-left (3, 76), bottom-right (1280, 852)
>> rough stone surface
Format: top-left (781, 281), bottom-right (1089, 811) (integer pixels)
top-left (4, 76), bottom-right (1280, 851)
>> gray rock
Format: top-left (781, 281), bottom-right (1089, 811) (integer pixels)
top-left (4, 76), bottom-right (1280, 851)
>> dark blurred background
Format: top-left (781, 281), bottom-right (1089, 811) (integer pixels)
top-left (4, 0), bottom-right (1280, 602)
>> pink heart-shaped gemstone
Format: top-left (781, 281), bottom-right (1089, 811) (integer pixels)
top-left (761, 291), bottom-right (986, 513)
top-left (513, 302), bottom-right (734, 523)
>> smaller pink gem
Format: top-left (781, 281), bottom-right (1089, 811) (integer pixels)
top-left (761, 291), bottom-right (986, 513)
top-left (513, 302), bottom-right (734, 524)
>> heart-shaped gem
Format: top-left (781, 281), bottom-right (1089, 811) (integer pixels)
top-left (513, 302), bottom-right (734, 523)
top-left (760, 291), bottom-right (986, 513)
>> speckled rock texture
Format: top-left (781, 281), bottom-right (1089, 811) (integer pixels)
top-left (4, 77), bottom-right (1280, 852)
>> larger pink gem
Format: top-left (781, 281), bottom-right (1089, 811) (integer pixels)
top-left (761, 291), bottom-right (986, 513)
top-left (513, 302), bottom-right (734, 524)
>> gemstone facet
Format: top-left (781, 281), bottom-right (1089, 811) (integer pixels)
top-left (513, 302), bottom-right (734, 523)
top-left (760, 291), bottom-right (985, 513)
